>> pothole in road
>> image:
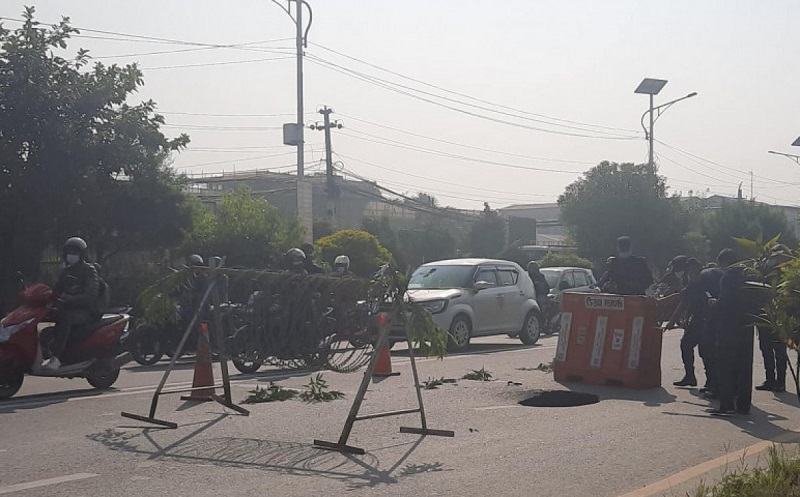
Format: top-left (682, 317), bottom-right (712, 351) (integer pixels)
top-left (518, 390), bottom-right (599, 408)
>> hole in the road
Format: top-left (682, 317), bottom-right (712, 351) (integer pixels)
top-left (518, 390), bottom-right (599, 408)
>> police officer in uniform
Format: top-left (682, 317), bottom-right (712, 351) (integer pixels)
top-left (604, 236), bottom-right (653, 295)
top-left (709, 249), bottom-right (753, 415)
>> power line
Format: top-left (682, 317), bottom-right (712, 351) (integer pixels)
top-left (162, 124), bottom-right (284, 131)
top-left (175, 151), bottom-right (297, 169)
top-left (306, 54), bottom-right (640, 141)
top-left (336, 129), bottom-right (585, 175)
top-left (160, 111), bottom-right (297, 118)
top-left (310, 42), bottom-right (641, 135)
top-left (337, 113), bottom-right (594, 165)
top-left (144, 56), bottom-right (294, 70)
top-left (334, 151), bottom-right (558, 200)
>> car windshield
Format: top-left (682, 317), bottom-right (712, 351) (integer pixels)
top-left (408, 265), bottom-right (474, 289)
top-left (540, 269), bottom-right (561, 289)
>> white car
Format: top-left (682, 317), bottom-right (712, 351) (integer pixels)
top-left (403, 258), bottom-right (543, 352)
top-left (539, 267), bottom-right (599, 303)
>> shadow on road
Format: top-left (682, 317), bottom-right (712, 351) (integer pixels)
top-left (86, 415), bottom-right (448, 489)
top-left (0, 387), bottom-right (111, 413)
top-left (392, 342), bottom-right (540, 359)
top-left (555, 382), bottom-right (678, 407)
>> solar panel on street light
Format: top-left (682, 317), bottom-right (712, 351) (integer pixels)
top-left (792, 136), bottom-right (800, 147)
top-left (634, 78), bottom-right (668, 95)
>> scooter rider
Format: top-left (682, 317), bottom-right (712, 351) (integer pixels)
top-left (43, 237), bottom-right (100, 370)
top-left (285, 248), bottom-right (308, 274)
top-left (332, 255), bottom-right (352, 277)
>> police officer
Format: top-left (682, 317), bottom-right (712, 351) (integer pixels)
top-left (661, 255), bottom-right (689, 295)
top-left (709, 249), bottom-right (753, 415)
top-left (604, 236), bottom-right (653, 295)
top-left (43, 237), bottom-right (101, 370)
top-left (671, 258), bottom-right (719, 387)
top-left (755, 245), bottom-right (790, 392)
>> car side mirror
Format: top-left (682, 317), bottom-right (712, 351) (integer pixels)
top-left (474, 280), bottom-right (494, 291)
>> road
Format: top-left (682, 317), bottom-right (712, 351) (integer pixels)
top-left (0, 331), bottom-right (798, 497)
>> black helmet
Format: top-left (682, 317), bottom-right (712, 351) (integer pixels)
top-left (668, 255), bottom-right (688, 272)
top-left (187, 254), bottom-right (204, 267)
top-left (285, 248), bottom-right (306, 270)
top-left (526, 261), bottom-right (540, 272)
top-left (63, 237), bottom-right (88, 261)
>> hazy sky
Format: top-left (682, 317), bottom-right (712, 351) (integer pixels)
top-left (3, 1), bottom-right (799, 209)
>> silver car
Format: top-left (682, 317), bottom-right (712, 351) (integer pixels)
top-left (404, 258), bottom-right (542, 352)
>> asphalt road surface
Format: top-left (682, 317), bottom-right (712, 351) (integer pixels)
top-left (1, 330), bottom-right (798, 497)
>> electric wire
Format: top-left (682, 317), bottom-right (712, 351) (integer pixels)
top-left (310, 42), bottom-right (641, 135)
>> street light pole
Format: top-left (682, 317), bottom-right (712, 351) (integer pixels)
top-left (649, 93), bottom-right (654, 169)
top-left (635, 78), bottom-right (697, 169)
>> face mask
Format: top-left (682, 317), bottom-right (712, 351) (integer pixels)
top-left (66, 254), bottom-right (80, 266)
top-left (335, 266), bottom-right (346, 273)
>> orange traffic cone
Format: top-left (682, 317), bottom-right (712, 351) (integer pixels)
top-left (181, 322), bottom-right (217, 401)
top-left (372, 343), bottom-right (400, 378)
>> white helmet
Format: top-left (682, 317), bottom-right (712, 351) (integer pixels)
top-left (334, 255), bottom-right (350, 272)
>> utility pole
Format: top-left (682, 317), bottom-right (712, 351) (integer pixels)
top-left (276, 0), bottom-right (313, 241)
top-left (750, 171), bottom-right (754, 200)
top-left (294, 0), bottom-right (306, 178)
top-left (311, 106), bottom-right (343, 222)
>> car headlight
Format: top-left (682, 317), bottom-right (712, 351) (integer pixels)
top-left (421, 300), bottom-right (448, 314)
top-left (0, 318), bottom-right (34, 343)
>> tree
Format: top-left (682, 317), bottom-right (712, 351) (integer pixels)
top-left (0, 9), bottom-right (190, 310)
top-left (397, 222), bottom-right (457, 269)
top-left (704, 200), bottom-right (797, 259)
top-left (468, 203), bottom-right (506, 257)
top-left (183, 188), bottom-right (303, 268)
top-left (315, 230), bottom-right (393, 277)
top-left (558, 161), bottom-right (690, 269)
top-left (538, 252), bottom-right (593, 269)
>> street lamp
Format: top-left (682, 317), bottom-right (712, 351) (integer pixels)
top-left (767, 136), bottom-right (800, 165)
top-left (635, 78), bottom-right (697, 169)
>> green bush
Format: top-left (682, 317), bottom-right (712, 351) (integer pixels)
top-left (693, 445), bottom-right (800, 497)
top-left (315, 230), bottom-right (394, 277)
top-left (537, 252), bottom-right (593, 269)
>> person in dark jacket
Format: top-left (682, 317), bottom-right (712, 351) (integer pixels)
top-left (527, 261), bottom-right (550, 311)
top-left (755, 246), bottom-right (790, 392)
top-left (604, 236), bottom-right (653, 295)
top-left (300, 243), bottom-right (324, 275)
top-left (43, 237), bottom-right (100, 370)
top-left (670, 258), bottom-right (722, 388)
top-left (709, 249), bottom-right (753, 415)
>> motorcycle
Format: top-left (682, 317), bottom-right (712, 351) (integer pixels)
top-left (0, 283), bottom-right (132, 400)
top-left (127, 304), bottom-right (199, 366)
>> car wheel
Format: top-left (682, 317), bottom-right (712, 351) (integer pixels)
top-left (447, 315), bottom-right (472, 353)
top-left (519, 310), bottom-right (542, 345)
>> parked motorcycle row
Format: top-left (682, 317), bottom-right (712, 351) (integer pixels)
top-left (127, 285), bottom-right (377, 375)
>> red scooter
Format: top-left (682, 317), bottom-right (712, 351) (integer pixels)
top-left (0, 283), bottom-right (131, 400)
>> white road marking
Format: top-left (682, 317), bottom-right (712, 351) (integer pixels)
top-left (0, 370), bottom-right (306, 410)
top-left (0, 473), bottom-right (99, 495)
top-left (0, 345), bottom-right (551, 410)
